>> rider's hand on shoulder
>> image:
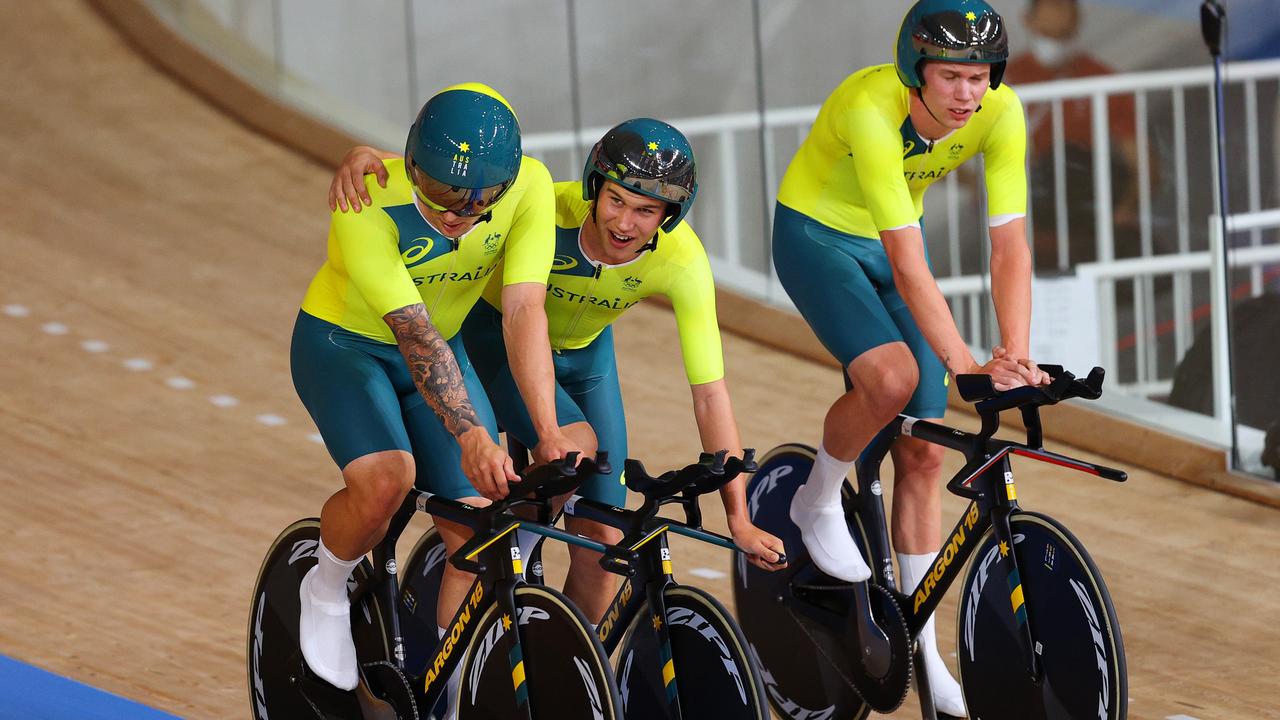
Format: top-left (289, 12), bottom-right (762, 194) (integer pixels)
top-left (328, 145), bottom-right (392, 213)
top-left (530, 428), bottom-right (584, 467)
top-left (727, 515), bottom-right (789, 571)
top-left (458, 427), bottom-right (519, 500)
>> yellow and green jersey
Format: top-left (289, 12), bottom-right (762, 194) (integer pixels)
top-left (777, 63), bottom-right (1027, 237)
top-left (480, 181), bottom-right (724, 385)
top-left (300, 156), bottom-right (554, 343)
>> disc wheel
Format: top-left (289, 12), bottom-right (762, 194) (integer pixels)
top-left (615, 585), bottom-right (769, 720)
top-left (246, 518), bottom-right (391, 720)
top-left (957, 512), bottom-right (1127, 719)
top-left (456, 584), bottom-right (622, 719)
top-left (731, 444), bottom-right (876, 720)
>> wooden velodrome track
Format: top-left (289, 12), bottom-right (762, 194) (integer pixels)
top-left (2, 3), bottom-right (1278, 718)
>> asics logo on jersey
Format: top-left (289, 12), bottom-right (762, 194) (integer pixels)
top-left (401, 237), bottom-right (436, 268)
top-left (622, 276), bottom-right (642, 291)
top-left (552, 254), bottom-right (579, 271)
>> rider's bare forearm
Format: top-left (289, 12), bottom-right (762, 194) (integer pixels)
top-left (988, 218), bottom-right (1032, 358)
top-left (501, 284), bottom-right (560, 437)
top-left (881, 227), bottom-right (975, 375)
top-left (385, 303), bottom-right (481, 438)
top-left (690, 380), bottom-right (748, 520)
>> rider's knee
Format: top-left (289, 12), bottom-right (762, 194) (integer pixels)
top-left (345, 454), bottom-right (415, 525)
top-left (860, 361), bottom-right (919, 421)
top-left (564, 421), bottom-right (598, 457)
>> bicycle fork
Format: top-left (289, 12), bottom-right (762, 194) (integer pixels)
top-left (987, 461), bottom-right (1042, 684)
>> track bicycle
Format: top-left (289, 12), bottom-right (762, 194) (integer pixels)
top-left (248, 454), bottom-right (628, 720)
top-left (733, 365), bottom-right (1129, 719)
top-left (399, 448), bottom-right (776, 720)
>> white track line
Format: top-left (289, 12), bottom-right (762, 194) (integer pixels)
top-left (9, 299), bottom-right (315, 445)
top-left (686, 567), bottom-right (726, 580)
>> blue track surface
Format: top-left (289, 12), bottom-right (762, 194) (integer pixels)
top-left (0, 654), bottom-right (181, 720)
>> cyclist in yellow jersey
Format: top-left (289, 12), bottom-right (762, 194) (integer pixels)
top-left (292, 83), bottom-right (582, 693)
top-left (773, 2), bottom-right (1048, 715)
top-left (330, 119), bottom-right (787, 623)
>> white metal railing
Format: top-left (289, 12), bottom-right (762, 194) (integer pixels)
top-left (522, 59), bottom-right (1280, 401)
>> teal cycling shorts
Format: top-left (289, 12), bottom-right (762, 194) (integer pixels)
top-left (772, 203), bottom-right (948, 419)
top-left (461, 301), bottom-right (628, 507)
top-left (290, 310), bottom-right (498, 500)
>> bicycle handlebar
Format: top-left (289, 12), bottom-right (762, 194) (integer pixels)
top-left (623, 448), bottom-right (758, 501)
top-left (437, 452), bottom-right (628, 575)
top-left (955, 365), bottom-right (1105, 410)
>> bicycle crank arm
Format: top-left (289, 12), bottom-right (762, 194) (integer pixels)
top-left (850, 583), bottom-right (892, 679)
top-left (354, 682), bottom-right (400, 720)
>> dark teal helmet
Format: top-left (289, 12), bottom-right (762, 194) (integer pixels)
top-left (895, 0), bottom-right (1009, 89)
top-left (582, 118), bottom-right (698, 233)
top-left (404, 83), bottom-right (522, 217)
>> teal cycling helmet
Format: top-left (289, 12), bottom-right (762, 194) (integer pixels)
top-left (582, 118), bottom-right (698, 233)
top-left (404, 82), bottom-right (522, 217)
top-left (895, 0), bottom-right (1009, 89)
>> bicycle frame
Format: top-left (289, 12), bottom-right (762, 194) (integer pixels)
top-left (562, 494), bottom-right (739, 715)
top-left (851, 412), bottom-right (1127, 685)
top-left (303, 486), bottom-right (616, 717)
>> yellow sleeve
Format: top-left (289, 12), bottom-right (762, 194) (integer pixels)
top-left (501, 159), bottom-right (555, 287)
top-left (981, 91), bottom-right (1029, 218)
top-left (665, 229), bottom-right (726, 385)
top-left (848, 103), bottom-right (918, 231)
top-left (329, 203), bottom-right (422, 317)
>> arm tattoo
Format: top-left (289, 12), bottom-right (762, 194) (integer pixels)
top-left (385, 304), bottom-right (481, 438)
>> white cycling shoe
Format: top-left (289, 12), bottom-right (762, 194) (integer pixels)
top-left (299, 565), bottom-right (359, 691)
top-left (920, 653), bottom-right (967, 717)
top-left (788, 487), bottom-right (871, 582)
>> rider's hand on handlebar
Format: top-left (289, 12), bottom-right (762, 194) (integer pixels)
top-left (968, 349), bottom-right (1038, 392)
top-left (727, 515), bottom-right (789, 571)
top-left (328, 145), bottom-right (391, 213)
top-left (991, 347), bottom-right (1051, 387)
top-left (458, 427), bottom-right (519, 500)
top-left (530, 427), bottom-right (585, 467)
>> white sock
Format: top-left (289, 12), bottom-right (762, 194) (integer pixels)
top-left (799, 443), bottom-right (855, 506)
top-left (313, 539), bottom-right (361, 604)
top-left (897, 552), bottom-right (966, 716)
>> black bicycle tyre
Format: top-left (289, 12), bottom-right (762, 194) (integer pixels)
top-left (731, 444), bottom-right (873, 720)
top-left (455, 584), bottom-right (622, 719)
top-left (615, 585), bottom-right (769, 720)
top-left (246, 518), bottom-right (391, 720)
top-left (956, 511), bottom-right (1127, 719)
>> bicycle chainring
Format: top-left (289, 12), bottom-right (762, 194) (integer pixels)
top-left (845, 584), bottom-right (912, 713)
top-left (357, 661), bottom-right (420, 720)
